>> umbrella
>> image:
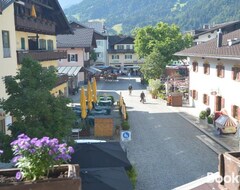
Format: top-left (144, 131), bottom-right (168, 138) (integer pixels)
top-left (31, 5), bottom-right (37, 18)
top-left (92, 77), bottom-right (97, 103)
top-left (119, 92), bottom-right (123, 107)
top-left (80, 87), bottom-right (87, 119)
top-left (122, 104), bottom-right (126, 120)
top-left (87, 81), bottom-right (93, 111)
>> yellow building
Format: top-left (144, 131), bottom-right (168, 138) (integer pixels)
top-left (0, 0), bottom-right (71, 133)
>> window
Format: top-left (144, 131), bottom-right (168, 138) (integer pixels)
top-left (192, 62), bottom-right (198, 72)
top-left (116, 45), bottom-right (124, 50)
top-left (232, 67), bottom-right (240, 81)
top-left (125, 54), bottom-right (132, 59)
top-left (126, 45), bottom-right (131, 49)
top-left (203, 94), bottom-right (209, 105)
top-left (2, 31), bottom-right (11, 58)
top-left (97, 52), bottom-right (103, 58)
top-left (112, 55), bottom-right (119, 59)
top-left (192, 90), bottom-right (198, 100)
top-left (47, 40), bottom-right (53, 50)
top-left (67, 54), bottom-right (78, 62)
top-left (216, 65), bottom-right (224, 78)
top-left (203, 63), bottom-right (210, 75)
top-left (96, 41), bottom-right (103, 47)
top-left (39, 39), bottom-right (46, 50)
top-left (232, 105), bottom-right (239, 119)
top-left (21, 37), bottom-right (25, 50)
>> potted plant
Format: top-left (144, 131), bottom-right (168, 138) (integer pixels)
top-left (0, 134), bottom-right (81, 190)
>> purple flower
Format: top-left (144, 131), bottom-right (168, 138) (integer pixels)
top-left (68, 146), bottom-right (74, 154)
top-left (16, 171), bottom-right (22, 181)
top-left (0, 150), bottom-right (3, 155)
top-left (12, 155), bottom-right (22, 163)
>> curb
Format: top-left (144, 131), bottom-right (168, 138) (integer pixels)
top-left (177, 112), bottom-right (233, 152)
top-left (154, 96), bottom-right (234, 152)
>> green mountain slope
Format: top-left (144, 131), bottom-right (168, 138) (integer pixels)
top-left (64, 0), bottom-right (240, 34)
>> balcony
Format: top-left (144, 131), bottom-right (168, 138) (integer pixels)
top-left (15, 15), bottom-right (56, 35)
top-left (108, 49), bottom-right (135, 54)
top-left (17, 50), bottom-right (67, 64)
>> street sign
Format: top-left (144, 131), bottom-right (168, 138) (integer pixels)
top-left (121, 131), bottom-right (131, 141)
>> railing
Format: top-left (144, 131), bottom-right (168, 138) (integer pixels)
top-left (15, 15), bottom-right (56, 35)
top-left (108, 49), bottom-right (135, 53)
top-left (17, 50), bottom-right (67, 64)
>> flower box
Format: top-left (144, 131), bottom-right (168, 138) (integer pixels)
top-left (0, 164), bottom-right (81, 190)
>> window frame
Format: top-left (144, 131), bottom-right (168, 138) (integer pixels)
top-left (232, 105), bottom-right (239, 119)
top-left (2, 30), bottom-right (11, 58)
top-left (203, 63), bottom-right (210, 75)
top-left (203, 94), bottom-right (209, 105)
top-left (67, 54), bottom-right (78, 62)
top-left (39, 39), bottom-right (46, 50)
top-left (125, 54), bottom-right (132, 59)
top-left (47, 39), bottom-right (53, 51)
top-left (192, 62), bottom-right (198, 72)
top-left (232, 67), bottom-right (240, 81)
top-left (216, 65), bottom-right (224, 78)
top-left (112, 55), bottom-right (119, 60)
top-left (192, 90), bottom-right (198, 100)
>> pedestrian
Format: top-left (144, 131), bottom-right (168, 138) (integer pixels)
top-left (140, 91), bottom-right (145, 103)
top-left (128, 84), bottom-right (133, 95)
top-left (128, 72), bottom-right (131, 80)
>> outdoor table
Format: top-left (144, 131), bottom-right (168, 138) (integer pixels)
top-left (98, 100), bottom-right (112, 106)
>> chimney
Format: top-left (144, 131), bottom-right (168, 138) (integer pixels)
top-left (217, 29), bottom-right (223, 48)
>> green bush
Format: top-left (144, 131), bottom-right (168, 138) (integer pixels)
top-left (199, 110), bottom-right (207, 120)
top-left (126, 112), bottom-right (129, 120)
top-left (122, 121), bottom-right (130, 130)
top-left (127, 166), bottom-right (137, 190)
top-left (206, 107), bottom-right (211, 117)
top-left (0, 132), bottom-right (13, 162)
top-left (207, 115), bottom-right (213, 124)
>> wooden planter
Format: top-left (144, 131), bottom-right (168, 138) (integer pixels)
top-left (0, 164), bottom-right (81, 190)
top-left (219, 152), bottom-right (240, 190)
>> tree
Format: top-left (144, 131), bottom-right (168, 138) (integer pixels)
top-left (90, 50), bottom-right (97, 62)
top-left (140, 49), bottom-right (165, 80)
top-left (134, 22), bottom-right (192, 78)
top-left (0, 58), bottom-right (76, 141)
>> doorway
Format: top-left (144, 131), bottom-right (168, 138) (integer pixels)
top-left (215, 96), bottom-right (222, 111)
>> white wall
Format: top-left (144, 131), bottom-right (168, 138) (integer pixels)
top-left (189, 56), bottom-right (240, 121)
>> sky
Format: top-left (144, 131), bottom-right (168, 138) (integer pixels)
top-left (58, 0), bottom-right (83, 9)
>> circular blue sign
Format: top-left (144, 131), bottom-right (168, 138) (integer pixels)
top-left (123, 132), bottom-right (130, 138)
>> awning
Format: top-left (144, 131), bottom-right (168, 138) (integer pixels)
top-left (57, 66), bottom-right (83, 77)
top-left (84, 66), bottom-right (102, 74)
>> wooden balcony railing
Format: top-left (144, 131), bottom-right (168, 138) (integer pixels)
top-left (15, 15), bottom-right (56, 35)
top-left (17, 50), bottom-right (67, 64)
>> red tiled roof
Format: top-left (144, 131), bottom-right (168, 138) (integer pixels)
top-left (175, 29), bottom-right (240, 59)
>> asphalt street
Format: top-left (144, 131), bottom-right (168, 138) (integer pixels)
top-left (71, 76), bottom-right (219, 190)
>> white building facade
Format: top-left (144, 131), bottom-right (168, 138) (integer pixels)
top-left (176, 29), bottom-right (240, 122)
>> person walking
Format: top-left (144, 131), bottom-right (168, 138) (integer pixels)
top-left (140, 91), bottom-right (145, 103)
top-left (128, 84), bottom-right (133, 95)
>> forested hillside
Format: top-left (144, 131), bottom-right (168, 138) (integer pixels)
top-left (63, 0), bottom-right (240, 34)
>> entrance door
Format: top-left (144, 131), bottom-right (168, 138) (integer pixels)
top-left (28, 38), bottom-right (38, 50)
top-left (215, 96), bottom-right (222, 111)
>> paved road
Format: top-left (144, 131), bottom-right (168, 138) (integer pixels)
top-left (71, 77), bottom-right (219, 190)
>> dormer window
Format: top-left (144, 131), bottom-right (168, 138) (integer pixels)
top-left (116, 45), bottom-right (124, 50)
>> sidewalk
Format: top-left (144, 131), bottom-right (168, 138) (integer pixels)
top-left (168, 101), bottom-right (239, 152)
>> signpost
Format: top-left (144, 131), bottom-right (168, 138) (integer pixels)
top-left (121, 131), bottom-right (131, 142)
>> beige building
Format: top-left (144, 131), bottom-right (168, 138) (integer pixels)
top-left (0, 0), bottom-right (72, 133)
top-left (0, 3), bottom-right (18, 134)
top-left (108, 35), bottom-right (144, 74)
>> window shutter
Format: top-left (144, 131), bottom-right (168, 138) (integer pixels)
top-left (75, 54), bottom-right (78, 62)
top-left (221, 98), bottom-right (225, 108)
top-left (232, 67), bottom-right (235, 80)
top-left (238, 107), bottom-right (240, 121)
top-left (222, 67), bottom-right (225, 78)
top-left (207, 95), bottom-right (209, 106)
top-left (195, 91), bottom-right (198, 100)
top-left (68, 54), bottom-right (70, 62)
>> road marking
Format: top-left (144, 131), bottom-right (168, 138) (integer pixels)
top-left (196, 135), bottom-right (228, 154)
top-left (164, 137), bottom-right (172, 141)
top-left (176, 150), bottom-right (184, 155)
